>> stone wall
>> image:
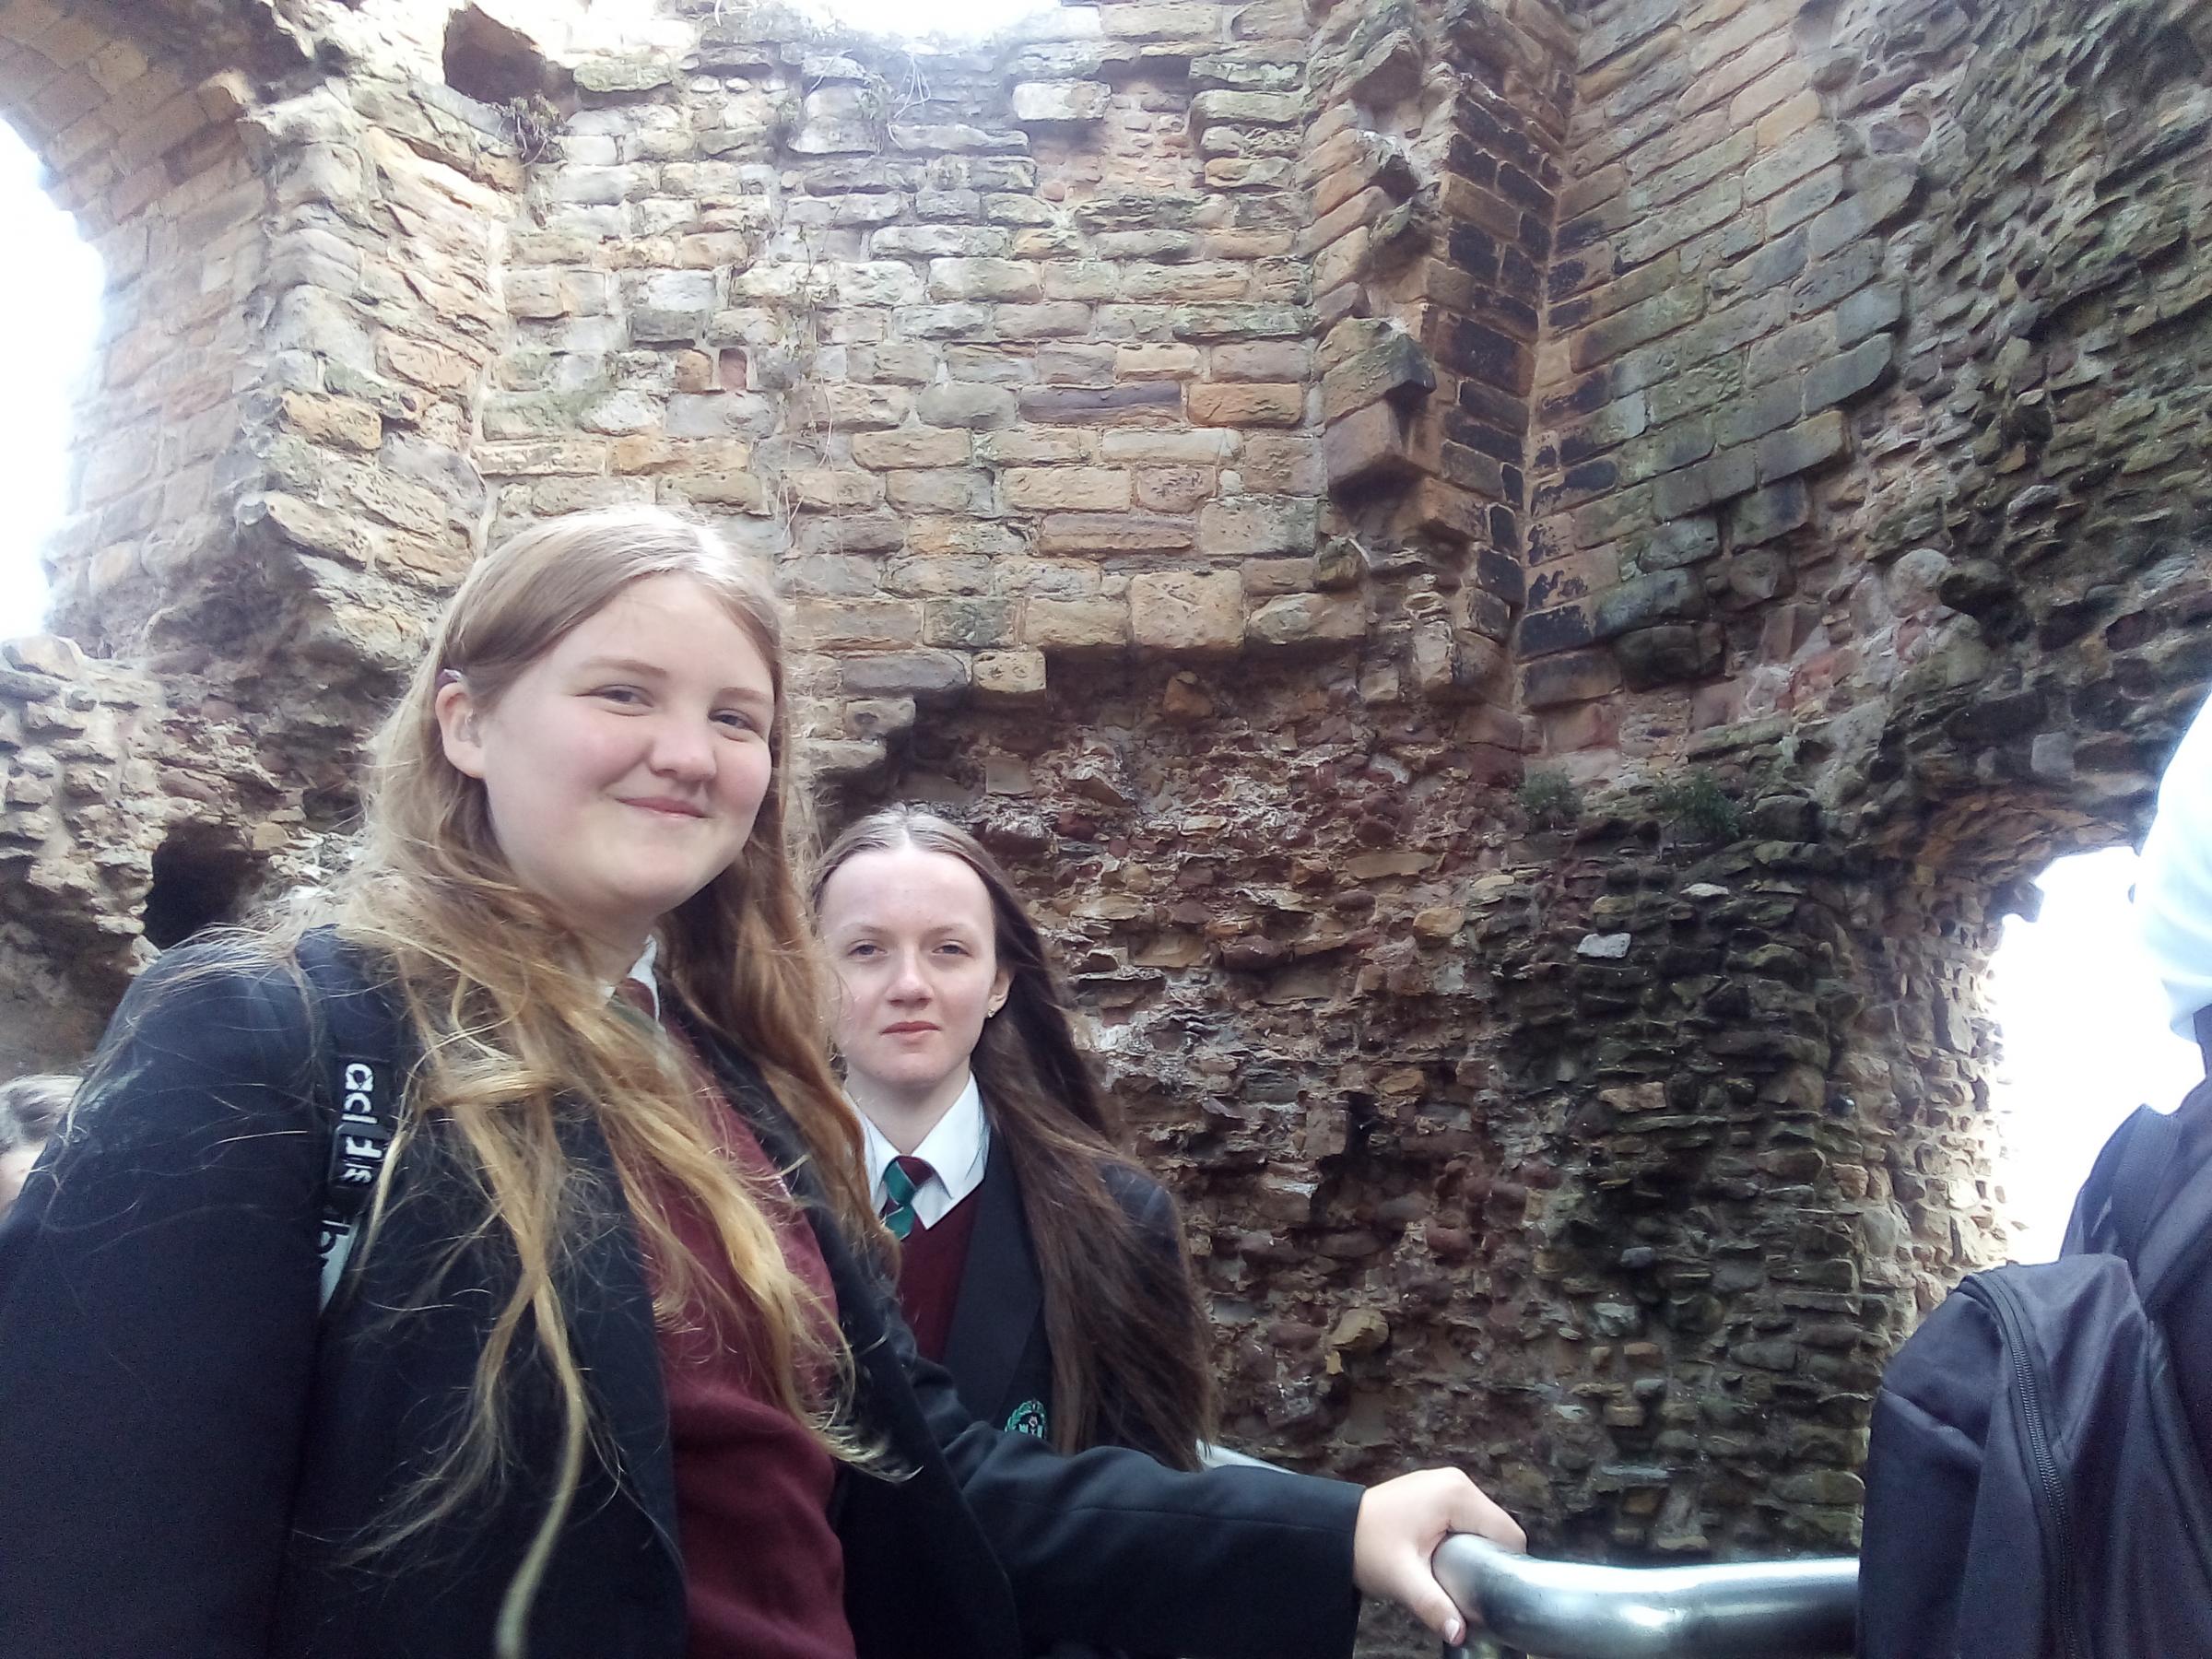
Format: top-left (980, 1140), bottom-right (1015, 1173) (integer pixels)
top-left (3, 0), bottom-right (2211, 1608)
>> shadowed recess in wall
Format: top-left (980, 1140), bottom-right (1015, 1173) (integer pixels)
top-left (139, 823), bottom-right (258, 950)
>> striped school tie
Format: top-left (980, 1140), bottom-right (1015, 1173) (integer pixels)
top-left (880, 1155), bottom-right (935, 1241)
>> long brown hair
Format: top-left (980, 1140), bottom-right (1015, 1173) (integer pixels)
top-left (813, 806), bottom-right (1213, 1467)
top-left (334, 506), bottom-right (878, 1649)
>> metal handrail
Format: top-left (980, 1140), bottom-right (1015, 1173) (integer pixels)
top-left (1435, 1534), bottom-right (1858, 1659)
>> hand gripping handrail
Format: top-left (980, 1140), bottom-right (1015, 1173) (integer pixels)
top-left (1433, 1534), bottom-right (1858, 1659)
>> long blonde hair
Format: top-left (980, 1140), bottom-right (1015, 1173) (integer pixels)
top-left (336, 506), bottom-right (876, 1651)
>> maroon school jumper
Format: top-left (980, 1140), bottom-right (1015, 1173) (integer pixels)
top-left (888, 1185), bottom-right (983, 1364)
top-left (647, 1014), bottom-right (857, 1659)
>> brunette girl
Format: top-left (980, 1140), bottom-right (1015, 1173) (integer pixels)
top-left (814, 806), bottom-right (1211, 1470)
top-left (0, 505), bottom-right (1522, 1659)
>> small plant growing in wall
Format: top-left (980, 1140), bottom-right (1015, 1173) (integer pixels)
top-left (500, 94), bottom-right (560, 164)
top-left (1652, 769), bottom-right (1743, 847)
top-left (1517, 769), bottom-right (1583, 832)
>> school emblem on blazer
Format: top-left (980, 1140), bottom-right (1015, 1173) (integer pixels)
top-left (1005, 1398), bottom-right (1048, 1438)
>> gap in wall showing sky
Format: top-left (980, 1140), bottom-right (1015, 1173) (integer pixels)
top-left (0, 122), bottom-right (102, 642)
top-left (1988, 845), bottom-right (2205, 1261)
top-left (796, 0), bottom-right (1063, 41)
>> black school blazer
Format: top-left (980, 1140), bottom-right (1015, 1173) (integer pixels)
top-left (0, 940), bottom-right (1361, 1659)
top-left (941, 1135), bottom-right (1188, 1459)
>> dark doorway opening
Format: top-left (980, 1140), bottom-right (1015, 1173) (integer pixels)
top-left (141, 823), bottom-right (258, 949)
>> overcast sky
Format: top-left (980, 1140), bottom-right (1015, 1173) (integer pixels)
top-left (0, 115), bottom-right (2194, 1259)
top-left (0, 128), bottom-right (100, 640)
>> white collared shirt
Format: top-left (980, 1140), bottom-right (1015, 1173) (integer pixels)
top-left (862, 1075), bottom-right (991, 1229)
top-left (614, 936), bottom-right (661, 1018)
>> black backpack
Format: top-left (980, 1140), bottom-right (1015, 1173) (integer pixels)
top-left (1858, 1077), bottom-right (2212, 1657)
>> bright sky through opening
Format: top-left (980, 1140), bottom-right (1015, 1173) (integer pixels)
top-left (0, 124), bottom-right (100, 642)
top-left (1990, 846), bottom-right (2205, 1261)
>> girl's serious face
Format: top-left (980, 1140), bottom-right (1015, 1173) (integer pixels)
top-left (435, 574), bottom-right (775, 974)
top-left (818, 845), bottom-right (1010, 1120)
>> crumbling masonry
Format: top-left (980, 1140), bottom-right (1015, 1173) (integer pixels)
top-left (4, 0), bottom-right (2211, 1597)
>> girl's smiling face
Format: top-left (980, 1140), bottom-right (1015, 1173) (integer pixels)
top-left (818, 843), bottom-right (1011, 1120)
top-left (436, 573), bottom-right (775, 975)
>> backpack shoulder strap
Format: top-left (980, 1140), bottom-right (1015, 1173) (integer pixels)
top-left (294, 931), bottom-right (406, 1314)
top-left (2136, 1077), bottom-right (2212, 1315)
top-left (2064, 1100), bottom-right (2181, 1260)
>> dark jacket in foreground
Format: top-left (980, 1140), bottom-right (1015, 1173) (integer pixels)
top-left (0, 942), bottom-right (1363, 1659)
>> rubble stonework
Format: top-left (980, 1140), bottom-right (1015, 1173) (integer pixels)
top-left (3, 0), bottom-right (2210, 1610)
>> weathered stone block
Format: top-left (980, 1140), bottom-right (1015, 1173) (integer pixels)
top-left (1189, 382), bottom-right (1305, 427)
top-left (1616, 622), bottom-right (1719, 689)
top-left (1011, 81), bottom-right (1112, 124)
top-left (973, 648), bottom-right (1049, 700)
top-left (1570, 283), bottom-right (1708, 372)
top-left (783, 469), bottom-right (886, 511)
top-left (1243, 556), bottom-right (1317, 595)
top-left (1100, 429), bottom-right (1235, 464)
top-left (1129, 571), bottom-right (1244, 652)
top-left (1248, 591), bottom-right (1367, 648)
top-left (1726, 480), bottom-right (1809, 547)
top-left (1198, 496), bottom-right (1319, 557)
top-left (889, 124), bottom-right (1029, 155)
top-left (917, 382), bottom-right (1018, 429)
top-left (1018, 383), bottom-right (1183, 424)
top-left (839, 649), bottom-right (971, 698)
top-left (1520, 647), bottom-right (1622, 708)
top-left (791, 382), bottom-right (913, 430)
top-left (661, 466), bottom-right (768, 512)
top-left (794, 597), bottom-right (924, 650)
top-left (924, 597), bottom-right (1018, 649)
top-left (1003, 468), bottom-right (1133, 511)
top-left (1345, 29), bottom-right (1422, 108)
top-left (1117, 343), bottom-right (1204, 380)
top-left (794, 510), bottom-right (905, 556)
top-left (872, 225), bottom-right (1014, 258)
top-left (1803, 333), bottom-right (1895, 412)
top-left (1188, 90), bottom-right (1304, 129)
top-left (885, 468), bottom-right (995, 513)
top-left (1171, 304), bottom-right (1312, 342)
top-left (976, 430), bottom-right (1092, 466)
top-left (789, 87), bottom-right (883, 155)
top-left (1035, 511), bottom-right (1194, 555)
top-left (1836, 282), bottom-right (1904, 348)
top-left (1593, 568), bottom-right (1706, 641)
top-left (1319, 325), bottom-right (1435, 422)
top-left (928, 258), bottom-right (1043, 302)
top-left (1100, 3), bottom-right (1225, 41)
top-left (1394, 477), bottom-right (1486, 547)
top-left (1631, 516), bottom-right (1720, 572)
top-left (851, 427), bottom-right (973, 470)
top-left (1206, 157), bottom-right (1296, 189)
top-left (1134, 465), bottom-right (1216, 512)
top-left (1756, 409), bottom-right (1846, 484)
top-left (1324, 402), bottom-right (1417, 490)
top-left (1713, 377), bottom-right (1804, 450)
top-left (1025, 596), bottom-right (1131, 650)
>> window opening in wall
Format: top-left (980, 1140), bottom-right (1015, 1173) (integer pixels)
top-left (0, 123), bottom-right (102, 641)
top-left (140, 824), bottom-right (259, 951)
top-left (1988, 846), bottom-right (2206, 1262)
